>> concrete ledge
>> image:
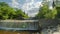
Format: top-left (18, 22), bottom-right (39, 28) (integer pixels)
top-left (0, 20), bottom-right (38, 22)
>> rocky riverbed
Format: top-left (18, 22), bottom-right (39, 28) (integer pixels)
top-left (41, 24), bottom-right (60, 34)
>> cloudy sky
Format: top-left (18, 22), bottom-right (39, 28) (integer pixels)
top-left (0, 0), bottom-right (42, 17)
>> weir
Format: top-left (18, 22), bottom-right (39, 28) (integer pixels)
top-left (0, 20), bottom-right (39, 31)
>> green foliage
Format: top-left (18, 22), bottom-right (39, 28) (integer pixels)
top-left (36, 4), bottom-right (49, 19)
top-left (36, 4), bottom-right (57, 19)
top-left (0, 2), bottom-right (28, 20)
top-left (0, 2), bottom-right (9, 6)
top-left (44, 7), bottom-right (57, 19)
top-left (14, 9), bottom-right (29, 19)
top-left (16, 9), bottom-right (24, 17)
top-left (56, 7), bottom-right (60, 18)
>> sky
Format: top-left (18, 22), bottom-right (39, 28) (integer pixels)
top-left (0, 0), bottom-right (43, 17)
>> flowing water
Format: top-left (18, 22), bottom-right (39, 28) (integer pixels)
top-left (0, 20), bottom-right (60, 34)
top-left (0, 20), bottom-right (39, 34)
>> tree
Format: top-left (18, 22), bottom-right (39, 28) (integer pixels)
top-left (0, 2), bottom-right (28, 20)
top-left (56, 7), bottom-right (60, 18)
top-left (0, 2), bottom-right (11, 19)
top-left (44, 7), bottom-right (57, 19)
top-left (8, 7), bottom-right (16, 19)
top-left (0, 2), bottom-right (9, 6)
top-left (36, 4), bottom-right (49, 19)
top-left (36, 4), bottom-right (57, 19)
top-left (15, 9), bottom-right (28, 19)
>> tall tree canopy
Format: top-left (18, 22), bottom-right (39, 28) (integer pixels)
top-left (36, 4), bottom-right (57, 19)
top-left (0, 2), bottom-right (28, 20)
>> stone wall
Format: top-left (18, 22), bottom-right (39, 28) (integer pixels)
top-left (39, 19), bottom-right (59, 28)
